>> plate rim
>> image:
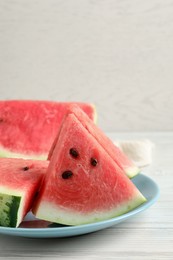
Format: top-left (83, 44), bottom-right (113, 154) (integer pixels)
top-left (0, 173), bottom-right (160, 237)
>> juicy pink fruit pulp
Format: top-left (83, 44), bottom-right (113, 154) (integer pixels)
top-left (35, 114), bottom-right (142, 214)
top-left (48, 104), bottom-right (139, 178)
top-left (0, 158), bottom-right (48, 190)
top-left (0, 158), bottom-right (48, 222)
top-left (0, 101), bottom-right (95, 156)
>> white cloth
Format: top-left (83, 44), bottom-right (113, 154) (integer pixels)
top-left (114, 139), bottom-right (154, 169)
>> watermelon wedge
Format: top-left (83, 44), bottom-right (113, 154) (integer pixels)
top-left (33, 113), bottom-right (146, 225)
top-left (48, 104), bottom-right (140, 178)
top-left (0, 100), bottom-right (96, 160)
top-left (0, 158), bottom-right (48, 227)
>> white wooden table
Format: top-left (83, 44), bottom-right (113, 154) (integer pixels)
top-left (0, 132), bottom-right (172, 259)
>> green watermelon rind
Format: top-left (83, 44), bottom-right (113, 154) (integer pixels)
top-left (0, 158), bottom-right (49, 227)
top-left (33, 193), bottom-right (146, 226)
top-left (0, 193), bottom-right (21, 227)
top-left (0, 187), bottom-right (24, 227)
top-left (33, 113), bottom-right (146, 225)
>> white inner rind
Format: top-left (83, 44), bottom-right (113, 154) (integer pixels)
top-left (125, 166), bottom-right (140, 179)
top-left (0, 146), bottom-right (46, 160)
top-left (34, 193), bottom-right (146, 226)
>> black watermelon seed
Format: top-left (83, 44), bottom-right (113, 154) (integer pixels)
top-left (69, 148), bottom-right (79, 158)
top-left (62, 170), bottom-right (73, 179)
top-left (23, 166), bottom-right (29, 171)
top-left (90, 158), bottom-right (98, 166)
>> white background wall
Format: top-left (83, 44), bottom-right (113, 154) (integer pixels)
top-left (0, 0), bottom-right (173, 132)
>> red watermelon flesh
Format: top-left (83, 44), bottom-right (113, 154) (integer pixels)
top-left (48, 104), bottom-right (140, 178)
top-left (0, 100), bottom-right (96, 159)
top-left (33, 114), bottom-right (146, 225)
top-left (0, 158), bottom-right (48, 227)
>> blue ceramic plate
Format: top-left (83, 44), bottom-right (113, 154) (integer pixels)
top-left (0, 173), bottom-right (159, 238)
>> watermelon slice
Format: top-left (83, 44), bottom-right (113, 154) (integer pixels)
top-left (48, 104), bottom-right (140, 178)
top-left (0, 100), bottom-right (96, 160)
top-left (33, 113), bottom-right (146, 225)
top-left (0, 158), bottom-right (48, 227)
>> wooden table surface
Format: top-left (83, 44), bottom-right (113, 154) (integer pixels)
top-left (0, 132), bottom-right (172, 259)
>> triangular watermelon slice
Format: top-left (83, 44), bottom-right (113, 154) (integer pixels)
top-left (0, 158), bottom-right (48, 227)
top-left (33, 113), bottom-right (146, 225)
top-left (0, 100), bottom-right (96, 159)
top-left (48, 104), bottom-right (140, 178)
